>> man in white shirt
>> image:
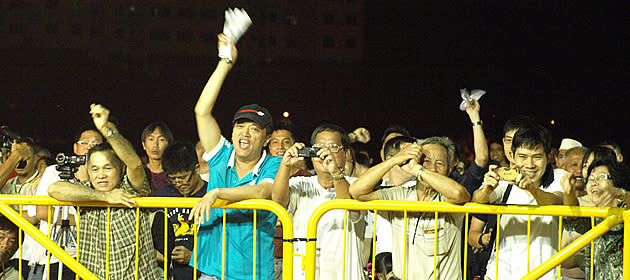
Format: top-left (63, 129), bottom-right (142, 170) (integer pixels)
top-left (273, 123), bottom-right (365, 280)
top-left (350, 137), bottom-right (470, 280)
top-left (472, 123), bottom-right (563, 280)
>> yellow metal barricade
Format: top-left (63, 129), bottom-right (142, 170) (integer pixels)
top-left (0, 195), bottom-right (294, 280)
top-left (304, 199), bottom-right (630, 280)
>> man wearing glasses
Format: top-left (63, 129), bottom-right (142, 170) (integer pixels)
top-left (151, 141), bottom-right (206, 280)
top-left (273, 123), bottom-right (366, 280)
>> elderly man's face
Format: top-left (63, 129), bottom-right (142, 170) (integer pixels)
top-left (88, 151), bottom-right (123, 192)
top-left (421, 143), bottom-right (450, 176)
top-left (311, 131), bottom-right (347, 174)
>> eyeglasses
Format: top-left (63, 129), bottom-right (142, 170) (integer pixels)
top-left (587, 173), bottom-right (612, 183)
top-left (168, 171), bottom-right (194, 185)
top-left (76, 141), bottom-right (101, 148)
top-left (312, 143), bottom-right (344, 153)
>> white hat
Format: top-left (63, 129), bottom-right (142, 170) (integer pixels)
top-left (559, 138), bottom-right (582, 150)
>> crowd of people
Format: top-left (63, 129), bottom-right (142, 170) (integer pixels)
top-left (1, 33), bottom-right (629, 280)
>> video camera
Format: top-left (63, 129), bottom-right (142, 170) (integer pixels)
top-left (55, 153), bottom-right (87, 180)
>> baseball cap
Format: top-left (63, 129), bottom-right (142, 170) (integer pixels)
top-left (232, 104), bottom-right (273, 133)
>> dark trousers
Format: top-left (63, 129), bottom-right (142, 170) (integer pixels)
top-left (20, 260), bottom-right (76, 280)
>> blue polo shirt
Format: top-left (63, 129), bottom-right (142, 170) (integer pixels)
top-left (192, 136), bottom-right (281, 280)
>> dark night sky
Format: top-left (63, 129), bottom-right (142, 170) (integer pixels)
top-left (1, 1), bottom-right (629, 160)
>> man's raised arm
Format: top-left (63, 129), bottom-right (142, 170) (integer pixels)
top-left (466, 100), bottom-right (489, 168)
top-left (195, 34), bottom-right (236, 153)
top-left (89, 104), bottom-right (147, 195)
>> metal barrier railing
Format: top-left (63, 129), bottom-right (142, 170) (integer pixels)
top-left (304, 200), bottom-right (630, 280)
top-left (3, 195), bottom-right (629, 280)
top-left (0, 195), bottom-right (294, 280)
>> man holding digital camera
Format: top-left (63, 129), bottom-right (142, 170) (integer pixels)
top-left (471, 122), bottom-right (563, 280)
top-left (273, 123), bottom-right (365, 280)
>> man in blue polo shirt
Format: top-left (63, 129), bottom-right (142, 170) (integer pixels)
top-left (189, 33), bottom-right (281, 280)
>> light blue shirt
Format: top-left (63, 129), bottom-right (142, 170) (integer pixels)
top-left (192, 136), bottom-right (281, 280)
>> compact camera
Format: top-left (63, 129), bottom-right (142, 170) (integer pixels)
top-left (297, 147), bottom-right (320, 158)
top-left (496, 167), bottom-right (519, 182)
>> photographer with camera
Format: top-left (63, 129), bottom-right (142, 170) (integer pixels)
top-left (48, 104), bottom-right (159, 279)
top-left (471, 122), bottom-right (563, 280)
top-left (0, 139), bottom-right (40, 199)
top-left (273, 123), bottom-right (366, 280)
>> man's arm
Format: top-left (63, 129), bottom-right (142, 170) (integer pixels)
top-left (272, 143), bottom-right (306, 208)
top-left (48, 181), bottom-right (138, 208)
top-left (0, 141), bottom-right (31, 187)
top-left (530, 188), bottom-right (563, 206)
top-left (516, 173), bottom-right (563, 205)
top-left (472, 165), bottom-right (500, 203)
top-left (468, 216), bottom-right (490, 249)
top-left (195, 34), bottom-right (236, 153)
top-left (560, 173), bottom-right (580, 206)
top-left (466, 100), bottom-right (489, 168)
top-left (90, 104), bottom-right (146, 194)
top-left (350, 144), bottom-right (422, 201)
top-left (411, 165), bottom-right (471, 204)
top-left (190, 181), bottom-right (273, 223)
top-left (315, 146), bottom-right (351, 199)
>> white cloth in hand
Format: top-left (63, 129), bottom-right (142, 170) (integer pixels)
top-left (219, 8), bottom-right (252, 62)
top-left (459, 88), bottom-right (486, 111)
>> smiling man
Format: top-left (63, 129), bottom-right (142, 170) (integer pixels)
top-left (48, 104), bottom-right (159, 279)
top-left (472, 123), bottom-right (563, 280)
top-left (188, 34), bottom-right (281, 280)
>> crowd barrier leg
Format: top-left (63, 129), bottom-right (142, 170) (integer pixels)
top-left (522, 213), bottom-right (623, 280)
top-left (0, 202), bottom-right (99, 280)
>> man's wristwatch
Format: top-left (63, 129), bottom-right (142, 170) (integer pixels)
top-left (417, 165), bottom-right (427, 181)
top-left (330, 168), bottom-right (345, 180)
top-left (106, 127), bottom-right (118, 138)
top-left (617, 188), bottom-right (627, 203)
top-left (472, 120), bottom-right (483, 127)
